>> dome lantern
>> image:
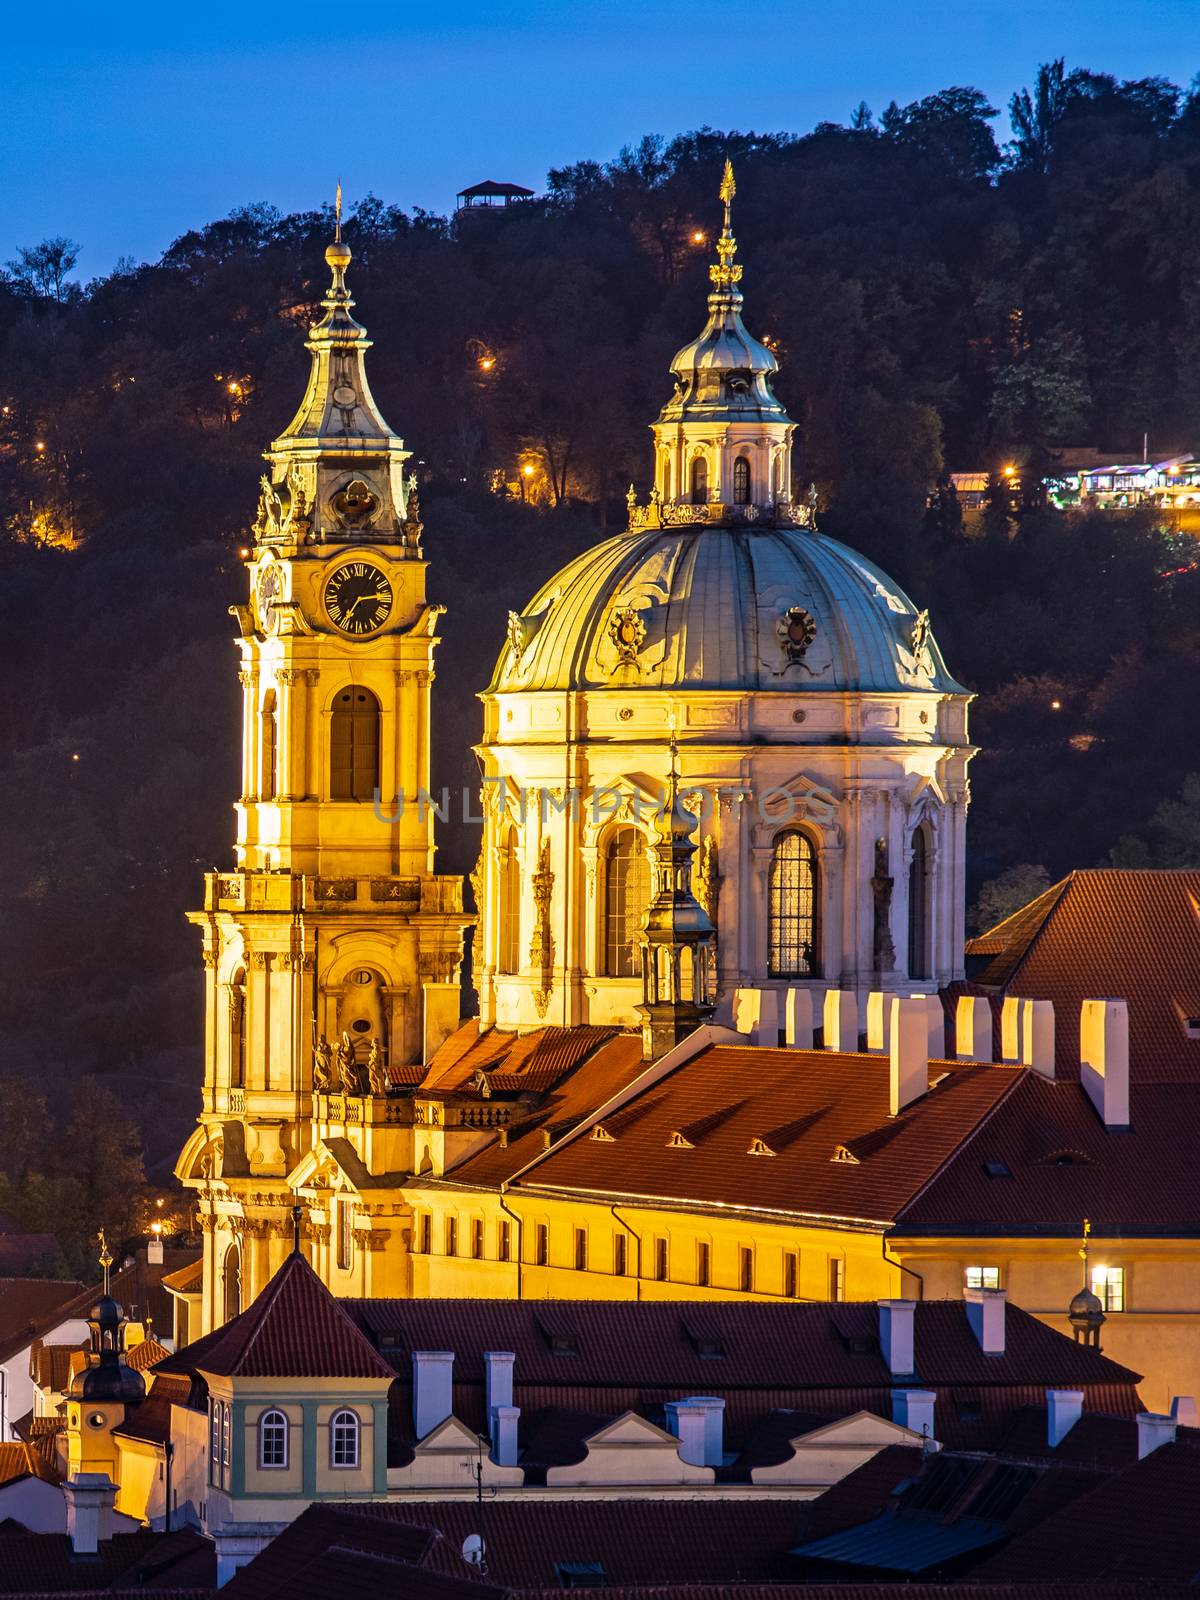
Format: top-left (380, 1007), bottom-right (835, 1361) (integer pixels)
top-left (633, 160), bottom-right (801, 528)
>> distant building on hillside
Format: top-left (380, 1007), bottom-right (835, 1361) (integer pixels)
top-left (455, 179), bottom-right (536, 214)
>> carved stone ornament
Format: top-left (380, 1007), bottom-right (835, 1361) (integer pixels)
top-left (330, 478), bottom-right (381, 529)
top-left (315, 878), bottom-right (356, 901)
top-left (909, 608), bottom-right (932, 661)
top-left (529, 838), bottom-right (555, 1019)
top-left (507, 610), bottom-right (537, 665)
top-left (777, 605), bottom-right (818, 664)
top-left (607, 605), bottom-right (646, 666)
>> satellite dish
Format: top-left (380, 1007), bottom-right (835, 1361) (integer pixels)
top-left (462, 1533), bottom-right (486, 1567)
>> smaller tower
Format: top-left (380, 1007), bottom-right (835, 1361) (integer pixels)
top-left (66, 1234), bottom-right (146, 1479)
top-left (1068, 1218), bottom-right (1106, 1349)
top-left (637, 735), bottom-right (715, 1060)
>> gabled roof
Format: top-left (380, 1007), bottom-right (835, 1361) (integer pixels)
top-left (507, 1044), bottom-right (1017, 1222)
top-left (155, 1253), bottom-right (393, 1381)
top-left (0, 1525), bottom-right (213, 1593)
top-left (161, 1258), bottom-right (202, 1295)
top-left (0, 1280), bottom-right (87, 1364)
top-left (966, 869), bottom-right (1200, 1081)
top-left (897, 1072), bottom-right (1200, 1236)
top-left (0, 1441), bottom-right (57, 1489)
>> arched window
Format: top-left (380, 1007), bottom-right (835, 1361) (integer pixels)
top-left (690, 455), bottom-right (708, 505)
top-left (768, 831), bottom-right (819, 977)
top-left (229, 968), bottom-right (246, 1089)
top-left (260, 690), bottom-right (278, 800)
top-left (604, 829), bottom-right (651, 978)
top-left (330, 1408), bottom-right (360, 1469)
top-left (222, 1242), bottom-right (241, 1324)
top-left (330, 686), bottom-right (381, 801)
top-left (733, 455), bottom-right (751, 504)
top-left (258, 1409), bottom-right (288, 1470)
top-left (498, 832), bottom-right (522, 975)
top-left (908, 827), bottom-right (930, 980)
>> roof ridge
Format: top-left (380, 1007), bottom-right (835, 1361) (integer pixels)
top-left (894, 1065), bottom-right (1028, 1222)
top-left (225, 1248), bottom-right (304, 1371)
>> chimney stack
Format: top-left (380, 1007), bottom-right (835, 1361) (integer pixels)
top-left (733, 987), bottom-right (779, 1047)
top-left (824, 990), bottom-right (859, 1052)
top-left (964, 1287), bottom-right (1006, 1355)
top-left (878, 1299), bottom-right (916, 1376)
top-left (1001, 996), bottom-right (1024, 1063)
top-left (889, 997), bottom-right (928, 1115)
top-left (1046, 1388), bottom-right (1083, 1448)
top-left (1171, 1395), bottom-right (1199, 1429)
top-left (1137, 1412), bottom-right (1176, 1459)
top-left (891, 1388), bottom-right (936, 1441)
top-left (666, 1395), bottom-right (725, 1467)
top-left (955, 995), bottom-right (992, 1062)
top-left (784, 988), bottom-right (815, 1049)
top-left (485, 1350), bottom-right (515, 1419)
top-left (490, 1404), bottom-right (520, 1467)
top-left (866, 992), bottom-right (891, 1053)
top-left (412, 1349), bottom-right (455, 1439)
top-left (1080, 998), bottom-right (1129, 1127)
top-left (64, 1474), bottom-right (117, 1554)
top-left (923, 995), bottom-right (947, 1058)
top-left (1021, 1000), bottom-right (1056, 1077)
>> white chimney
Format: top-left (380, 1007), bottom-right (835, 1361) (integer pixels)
top-left (964, 1287), bottom-right (1006, 1355)
top-left (1047, 1388), bottom-right (1083, 1447)
top-left (1080, 998), bottom-right (1130, 1127)
top-left (733, 987), bottom-right (779, 1046)
top-left (891, 1388), bottom-right (936, 1440)
top-left (784, 987), bottom-right (815, 1049)
top-left (412, 1349), bottom-right (455, 1438)
top-left (490, 1404), bottom-right (520, 1467)
top-left (1001, 996), bottom-right (1024, 1063)
top-left (1171, 1395), bottom-right (1199, 1429)
top-left (147, 1235), bottom-right (164, 1266)
top-left (64, 1474), bottom-right (117, 1554)
top-left (666, 1395), bottom-right (724, 1467)
top-left (485, 1350), bottom-right (514, 1418)
top-left (824, 989), bottom-right (859, 1052)
top-left (955, 995), bottom-right (991, 1062)
top-left (889, 997), bottom-right (928, 1115)
top-left (866, 992), bottom-right (891, 1053)
top-left (1021, 999), bottom-right (1056, 1077)
top-left (878, 1299), bottom-right (916, 1376)
top-left (1137, 1411), bottom-right (1176, 1459)
top-left (924, 995), bottom-right (946, 1059)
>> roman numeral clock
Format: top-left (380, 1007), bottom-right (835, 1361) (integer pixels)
top-left (324, 560), bottom-right (394, 636)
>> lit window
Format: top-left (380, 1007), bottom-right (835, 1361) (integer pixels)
top-left (739, 1245), bottom-right (754, 1293)
top-left (613, 1233), bottom-right (627, 1276)
top-left (330, 1408), bottom-right (359, 1469)
top-left (697, 1241), bottom-right (711, 1287)
top-left (783, 1250), bottom-right (799, 1299)
top-left (965, 1265), bottom-right (1001, 1291)
top-left (768, 831), bottom-right (819, 977)
top-left (829, 1257), bottom-right (845, 1302)
top-left (258, 1409), bottom-right (288, 1470)
top-left (1093, 1265), bottom-right (1125, 1312)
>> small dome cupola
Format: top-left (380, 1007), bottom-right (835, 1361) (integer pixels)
top-left (70, 1233), bottom-right (147, 1405)
top-left (635, 161), bottom-right (800, 525)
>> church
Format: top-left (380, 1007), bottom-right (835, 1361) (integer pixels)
top-left (170, 172), bottom-right (1200, 1416)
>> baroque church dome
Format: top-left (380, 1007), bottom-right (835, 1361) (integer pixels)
top-left (492, 521), bottom-right (962, 697)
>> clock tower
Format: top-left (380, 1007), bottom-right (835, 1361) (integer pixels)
top-left (178, 226), bottom-right (472, 1331)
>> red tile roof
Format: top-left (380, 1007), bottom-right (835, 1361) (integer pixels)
top-left (897, 1072), bottom-right (1200, 1235)
top-left (0, 1281), bottom-right (87, 1364)
top-left (974, 1435), bottom-right (1200, 1582)
top-left (0, 1441), bottom-right (56, 1489)
top-left (155, 1252), bottom-right (393, 1381)
top-left (966, 869), bottom-right (1200, 1081)
top-left (161, 1258), bottom-right (202, 1295)
top-left (0, 1526), bottom-right (214, 1593)
top-left (509, 1044), bottom-right (1018, 1222)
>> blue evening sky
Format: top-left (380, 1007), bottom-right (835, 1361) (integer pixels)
top-left (2, 0), bottom-right (1194, 277)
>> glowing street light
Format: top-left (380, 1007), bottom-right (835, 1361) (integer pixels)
top-left (34, 440), bottom-right (45, 452)
top-left (691, 230), bottom-right (706, 244)
top-left (478, 355), bottom-right (495, 372)
top-left (1050, 699), bottom-right (1062, 711)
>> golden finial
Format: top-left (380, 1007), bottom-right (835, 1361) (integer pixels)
top-left (335, 179), bottom-right (343, 243)
top-left (1078, 1217), bottom-right (1091, 1265)
top-left (98, 1229), bottom-right (113, 1294)
top-left (710, 158), bottom-right (742, 293)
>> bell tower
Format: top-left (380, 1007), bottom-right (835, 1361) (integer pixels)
top-left (179, 216), bottom-right (472, 1330)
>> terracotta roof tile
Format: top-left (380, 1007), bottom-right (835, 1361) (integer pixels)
top-left (0, 1526), bottom-right (214, 1593)
top-left (0, 1281), bottom-right (87, 1364)
top-left (512, 1044), bottom-right (1018, 1222)
top-left (966, 869), bottom-right (1200, 1082)
top-left (161, 1258), bottom-right (203, 1295)
top-left (155, 1253), bottom-right (393, 1381)
top-left (898, 1072), bottom-right (1200, 1235)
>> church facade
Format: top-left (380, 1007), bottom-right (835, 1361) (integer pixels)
top-left (177, 169), bottom-right (977, 1337)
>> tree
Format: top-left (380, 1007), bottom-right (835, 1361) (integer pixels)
top-left (1110, 773), bottom-right (1200, 868)
top-left (880, 87), bottom-right (1001, 180)
top-left (4, 236), bottom-right (80, 301)
top-left (969, 864), bottom-right (1052, 934)
top-left (1008, 59), bottom-right (1075, 171)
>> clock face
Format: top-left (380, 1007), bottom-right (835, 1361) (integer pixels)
top-left (324, 561), bottom-right (393, 636)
